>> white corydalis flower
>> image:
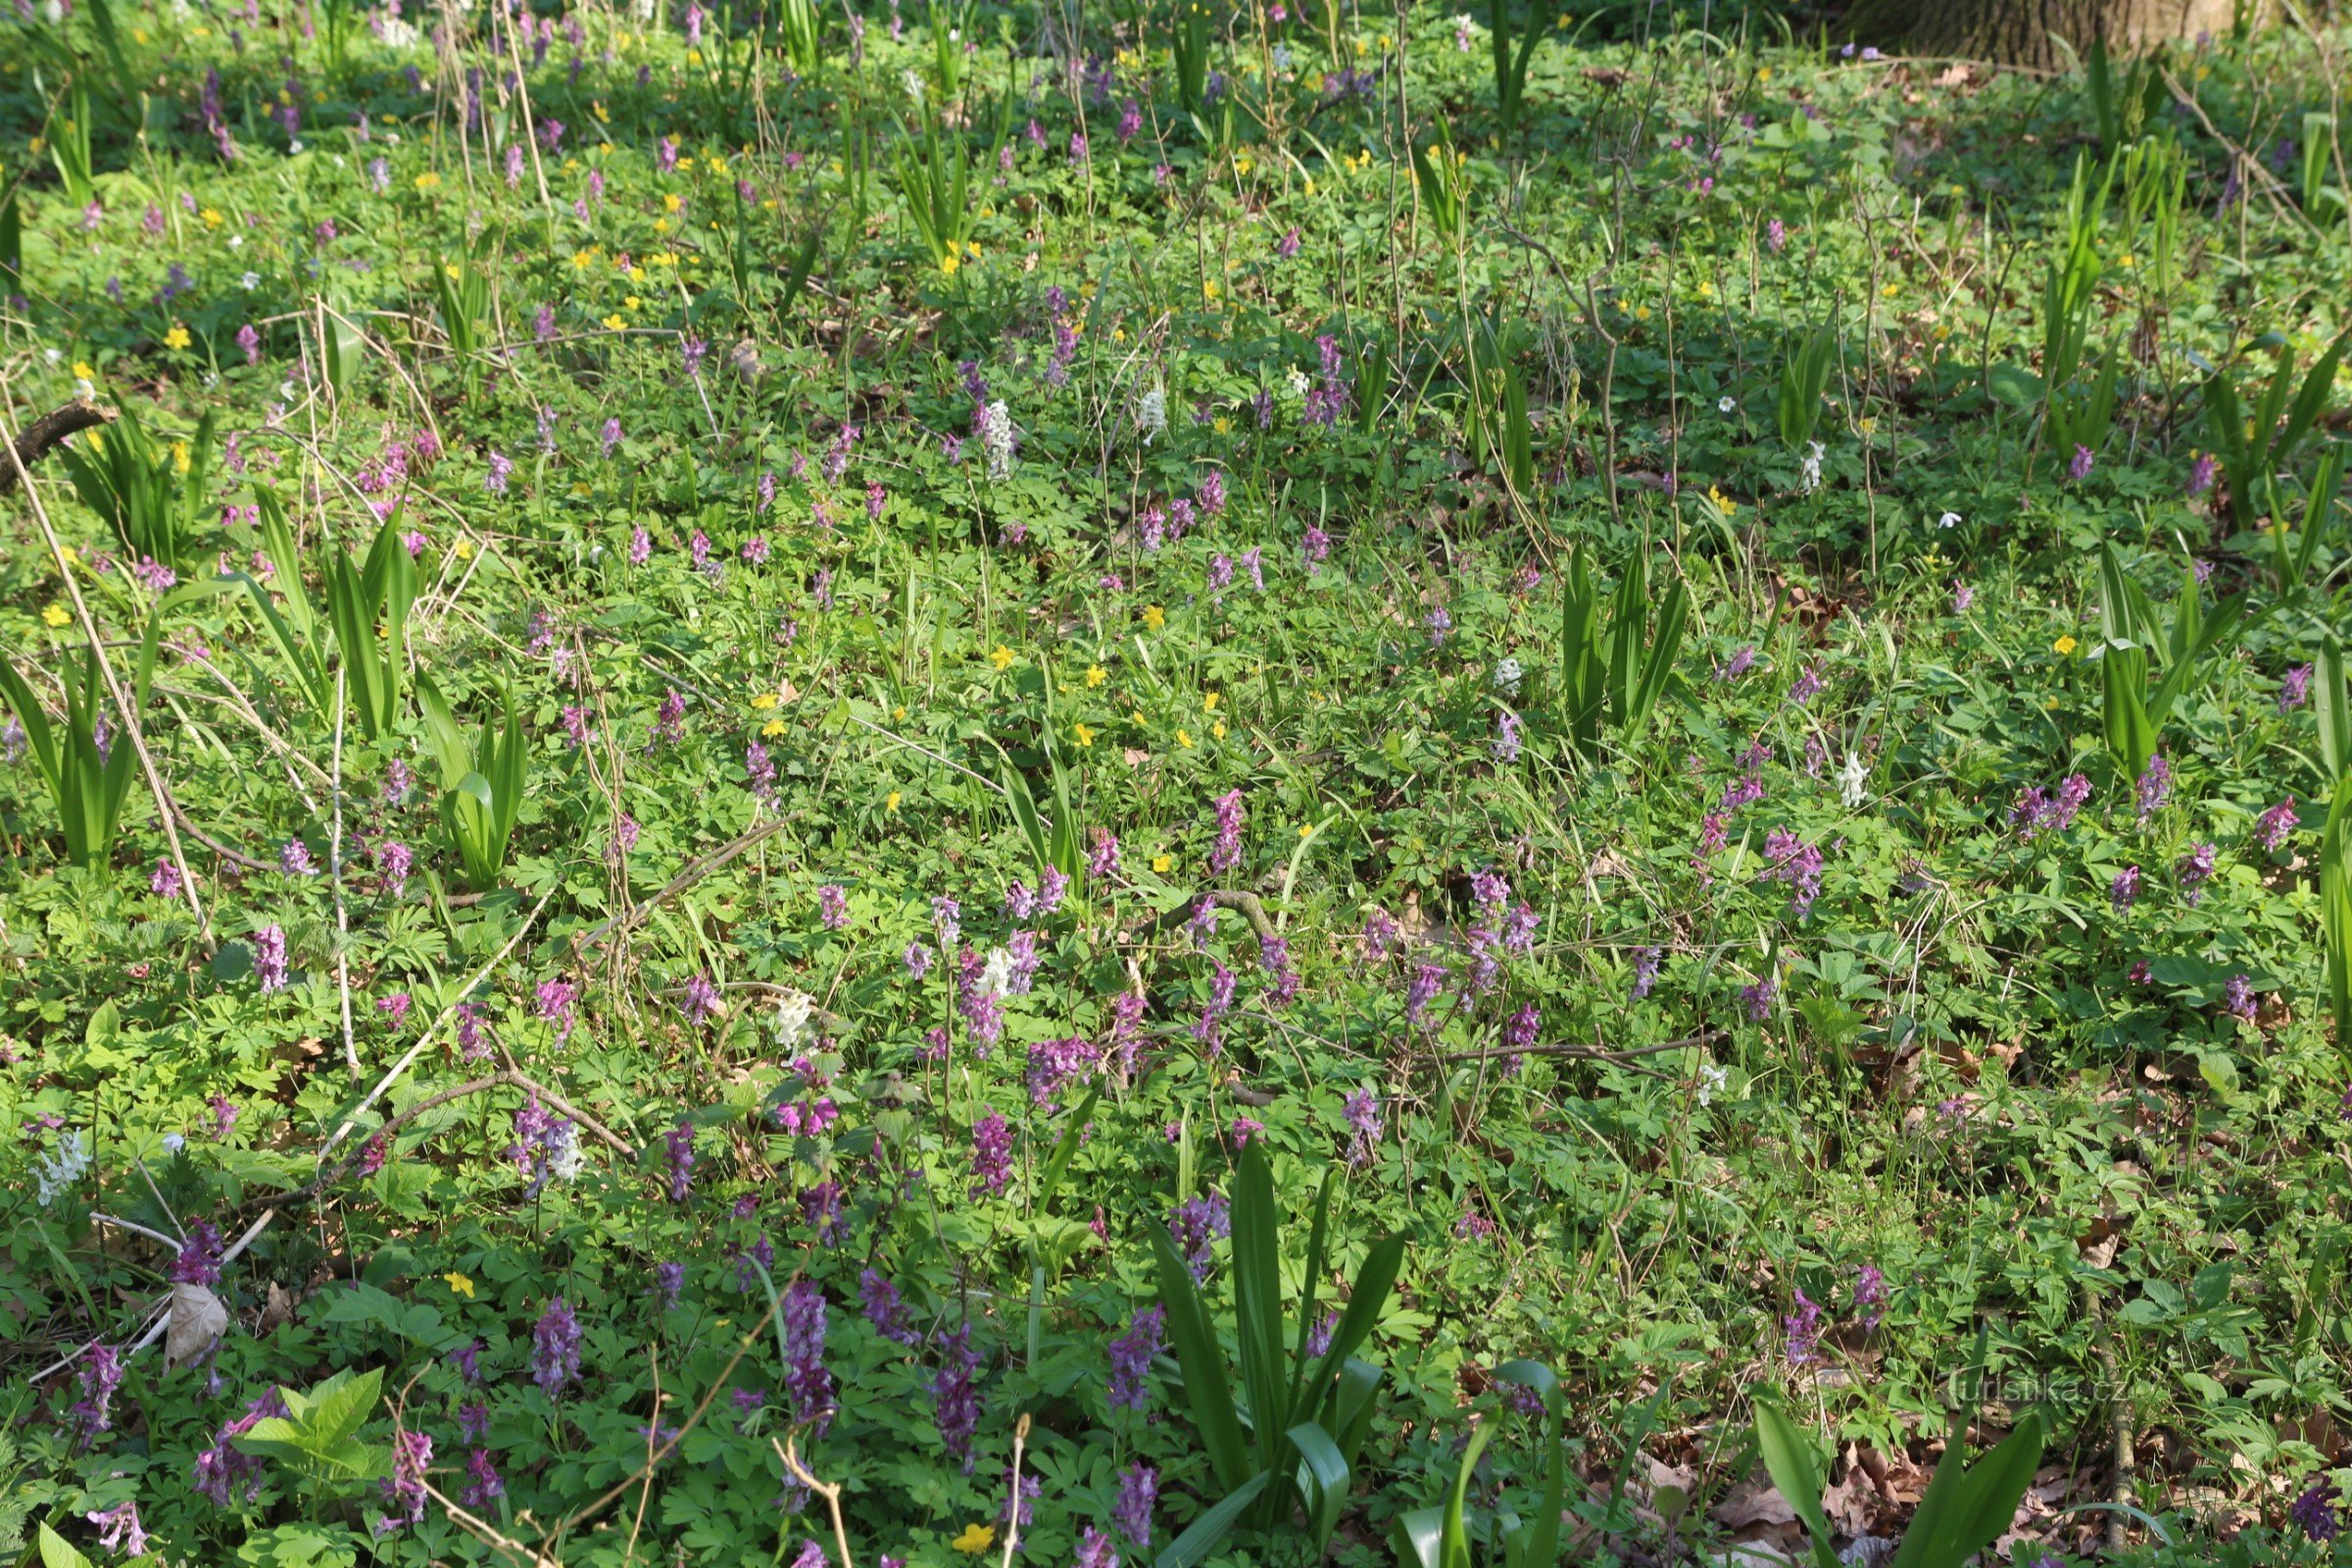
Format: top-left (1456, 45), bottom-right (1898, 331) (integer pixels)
top-left (1137, 384), bottom-right (1167, 446)
top-left (979, 947), bottom-right (1014, 1000)
top-left (1837, 751), bottom-right (1868, 808)
top-left (775, 990), bottom-right (817, 1053)
top-left (37, 1129), bottom-right (91, 1207)
top-left (978, 400), bottom-right (1015, 479)
top-left (1799, 440), bottom-right (1825, 494)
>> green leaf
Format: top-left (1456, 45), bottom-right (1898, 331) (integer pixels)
top-left (39, 1523), bottom-right (96, 1568)
top-left (1150, 1228), bottom-right (1250, 1492)
top-left (1752, 1402), bottom-right (1843, 1568)
top-left (1152, 1471), bottom-right (1271, 1568)
top-left (1289, 1419), bottom-right (1354, 1550)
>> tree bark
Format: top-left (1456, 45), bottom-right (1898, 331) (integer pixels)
top-left (1849, 0), bottom-right (2240, 68)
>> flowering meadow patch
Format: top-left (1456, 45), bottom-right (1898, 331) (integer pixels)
top-left (1, 2), bottom-right (2351, 1567)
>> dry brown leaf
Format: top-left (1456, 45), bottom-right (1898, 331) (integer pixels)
top-left (1710, 1469), bottom-right (1799, 1529)
top-left (166, 1281), bottom-right (228, 1367)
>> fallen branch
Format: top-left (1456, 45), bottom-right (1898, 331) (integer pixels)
top-left (0, 400), bottom-right (114, 495)
top-left (1146, 888), bottom-right (1279, 943)
top-left (571, 814), bottom-right (790, 953)
top-left (233, 1067), bottom-right (636, 1214)
top-left (1440, 1028), bottom-right (1723, 1064)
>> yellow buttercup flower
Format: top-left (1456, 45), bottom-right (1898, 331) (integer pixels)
top-left (942, 250), bottom-right (961, 276)
top-left (1085, 664), bottom-right (1106, 688)
top-left (445, 1272), bottom-right (475, 1298)
top-left (454, 537), bottom-right (476, 561)
top-left (1202, 692), bottom-right (1219, 711)
top-left (951, 1524), bottom-right (996, 1554)
top-left (751, 692), bottom-right (779, 710)
top-left (1142, 605), bottom-right (1165, 631)
top-left (1211, 721), bottom-right (1226, 740)
top-left (172, 440), bottom-right (191, 474)
top-left (42, 605), bottom-right (71, 627)
top-left (414, 171), bottom-right (441, 191)
top-left (163, 324), bottom-right (191, 351)
top-left (991, 645), bottom-right (1014, 670)
top-left (2053, 635), bottom-right (2078, 657)
top-left (663, 192), bottom-right (683, 213)
top-left (603, 314), bottom-right (627, 331)
top-left (886, 791), bottom-right (902, 812)
top-left (1151, 854), bottom-right (1172, 873)
top-left (762, 718), bottom-right (788, 737)
top-left (1175, 729), bottom-right (1194, 749)
top-left (1074, 723), bottom-right (1095, 747)
top-left (200, 208), bottom-right (223, 229)
top-left (74, 361), bottom-right (95, 380)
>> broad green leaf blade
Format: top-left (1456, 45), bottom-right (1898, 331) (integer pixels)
top-left (1393, 1506), bottom-right (1445, 1568)
top-left (1289, 1419), bottom-right (1354, 1550)
top-left (1752, 1402), bottom-right (1843, 1568)
top-left (1150, 1228), bottom-right (1250, 1491)
top-left (1152, 1471), bottom-right (1271, 1568)
top-left (1228, 1141), bottom-right (1289, 1477)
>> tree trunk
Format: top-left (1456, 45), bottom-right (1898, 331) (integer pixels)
top-left (1850, 0), bottom-right (2241, 68)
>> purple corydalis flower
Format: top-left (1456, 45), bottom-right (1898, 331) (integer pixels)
top-left (381, 1428), bottom-right (431, 1529)
top-left (1405, 962), bottom-right (1446, 1029)
top-left (2178, 841), bottom-right (2217, 905)
top-left (532, 1298), bottom-right (582, 1396)
top-left (2256, 798), bottom-right (2299, 851)
top-left (2281, 664), bottom-right (2314, 713)
top-left (2067, 444), bottom-right (2094, 481)
top-left (663, 1120), bottom-right (696, 1201)
top-left (933, 1324), bottom-right (984, 1471)
top-left (2222, 973), bottom-right (2256, 1021)
top-left (1169, 1194), bottom-right (1231, 1280)
top-left (1107, 1304), bottom-right (1164, 1410)
top-left (1207, 789), bottom-right (1245, 873)
top-left (1114, 1462), bottom-right (1158, 1546)
top-left (255, 925), bottom-right (289, 993)
top-left (85, 1500), bottom-right (149, 1556)
top-left (860, 1269), bottom-right (919, 1345)
top-left (1784, 1288), bottom-right (1823, 1366)
top-left (2111, 864), bottom-right (2142, 913)
top-left (1854, 1263), bottom-right (1887, 1330)
top-left (970, 1113), bottom-right (1013, 1196)
top-left (818, 884), bottom-right (849, 928)
top-left (173, 1219), bottom-right (224, 1286)
top-left (654, 1261), bottom-right (685, 1307)
top-left (783, 1281), bottom-right (833, 1431)
top-left (1632, 946), bottom-right (1662, 1000)
top-left (1740, 976), bottom-right (1777, 1022)
top-left (2289, 1479), bottom-right (2340, 1543)
top-left (2135, 754), bottom-right (2172, 825)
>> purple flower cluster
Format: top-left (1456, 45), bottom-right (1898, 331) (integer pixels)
top-left (783, 1281), bottom-right (833, 1432)
top-left (1107, 1304), bottom-right (1164, 1410)
top-left (1762, 829), bottom-right (1824, 917)
top-left (932, 1324), bottom-right (984, 1472)
top-left (1027, 1035), bottom-right (1103, 1107)
top-left (532, 1297), bottom-right (582, 1396)
top-left (1168, 1194), bottom-right (1231, 1281)
top-left (1208, 789), bottom-right (1245, 873)
top-left (860, 1269), bottom-right (919, 1346)
top-left (192, 1390), bottom-right (287, 1505)
top-left (970, 1112), bottom-right (1013, 1196)
top-left (2011, 773), bottom-right (2092, 840)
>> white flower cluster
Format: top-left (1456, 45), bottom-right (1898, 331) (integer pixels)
top-left (776, 990), bottom-right (817, 1052)
top-left (37, 1129), bottom-right (91, 1207)
top-left (1137, 385), bottom-right (1167, 445)
top-left (977, 400), bottom-right (1016, 480)
top-left (1494, 657), bottom-right (1523, 696)
top-left (1799, 440), bottom-right (1825, 493)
